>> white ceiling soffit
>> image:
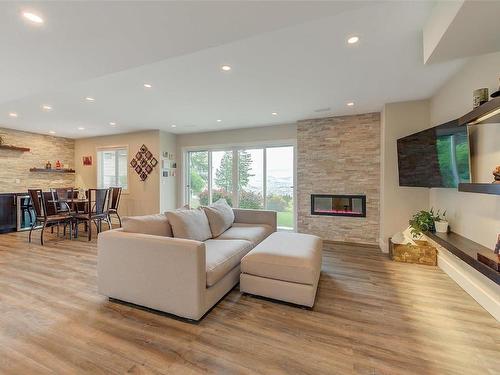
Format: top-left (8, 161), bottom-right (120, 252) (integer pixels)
top-left (424, 0), bottom-right (500, 64)
top-left (0, 1), bottom-right (369, 104)
top-left (1, 1), bottom-right (466, 138)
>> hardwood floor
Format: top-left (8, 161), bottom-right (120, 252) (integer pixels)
top-left (0, 230), bottom-right (498, 374)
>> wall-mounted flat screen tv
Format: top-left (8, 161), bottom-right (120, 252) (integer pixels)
top-left (397, 120), bottom-right (471, 188)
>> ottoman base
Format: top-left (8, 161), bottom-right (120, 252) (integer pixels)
top-left (240, 273), bottom-right (319, 307)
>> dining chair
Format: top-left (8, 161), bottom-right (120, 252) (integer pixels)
top-left (50, 187), bottom-right (74, 214)
top-left (107, 187), bottom-right (122, 227)
top-left (28, 189), bottom-right (73, 245)
top-left (74, 188), bottom-right (111, 241)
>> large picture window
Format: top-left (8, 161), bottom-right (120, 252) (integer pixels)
top-left (97, 146), bottom-right (128, 190)
top-left (186, 145), bottom-right (294, 229)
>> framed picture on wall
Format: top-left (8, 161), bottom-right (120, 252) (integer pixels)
top-left (83, 156), bottom-right (92, 166)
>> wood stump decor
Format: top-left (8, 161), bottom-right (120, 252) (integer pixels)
top-left (129, 144), bottom-right (158, 181)
top-left (389, 239), bottom-right (438, 266)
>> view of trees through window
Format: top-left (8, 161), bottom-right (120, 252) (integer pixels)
top-left (187, 146), bottom-right (294, 229)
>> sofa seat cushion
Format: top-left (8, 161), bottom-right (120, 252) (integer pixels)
top-left (241, 232), bottom-right (322, 285)
top-left (122, 214), bottom-right (172, 237)
top-left (205, 239), bottom-right (253, 287)
top-left (216, 223), bottom-right (273, 245)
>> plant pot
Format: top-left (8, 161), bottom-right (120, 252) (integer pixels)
top-left (435, 221), bottom-right (449, 233)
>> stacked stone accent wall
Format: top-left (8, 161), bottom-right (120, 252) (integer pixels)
top-left (297, 113), bottom-right (380, 245)
top-left (0, 127), bottom-right (75, 193)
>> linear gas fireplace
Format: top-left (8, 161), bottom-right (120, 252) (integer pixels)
top-left (311, 194), bottom-right (366, 217)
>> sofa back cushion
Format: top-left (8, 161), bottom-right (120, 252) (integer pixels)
top-left (202, 199), bottom-right (235, 237)
top-left (166, 208), bottom-right (212, 241)
top-left (122, 214), bottom-right (173, 237)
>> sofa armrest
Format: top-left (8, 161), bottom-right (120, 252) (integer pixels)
top-left (97, 229), bottom-right (207, 320)
top-left (232, 208), bottom-right (277, 232)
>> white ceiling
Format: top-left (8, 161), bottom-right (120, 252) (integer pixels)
top-left (0, 1), bottom-right (466, 138)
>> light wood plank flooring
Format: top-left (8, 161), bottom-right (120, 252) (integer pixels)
top-left (0, 230), bottom-right (498, 374)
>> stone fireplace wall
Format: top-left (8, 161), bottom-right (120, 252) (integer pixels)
top-left (297, 113), bottom-right (380, 245)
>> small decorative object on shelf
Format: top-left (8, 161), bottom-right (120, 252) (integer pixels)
top-left (491, 77), bottom-right (500, 98)
top-left (493, 165), bottom-right (500, 184)
top-left (477, 234), bottom-right (500, 272)
top-left (495, 234), bottom-right (500, 255)
top-left (45, 160), bottom-right (51, 169)
top-left (0, 136), bottom-right (3, 145)
top-left (473, 88), bottom-right (489, 108)
top-left (55, 160), bottom-right (61, 169)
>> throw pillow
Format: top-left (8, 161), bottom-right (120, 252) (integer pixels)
top-left (202, 199), bottom-right (235, 237)
top-left (166, 208), bottom-right (212, 241)
top-left (122, 214), bottom-right (173, 237)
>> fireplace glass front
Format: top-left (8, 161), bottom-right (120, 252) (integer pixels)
top-left (311, 194), bottom-right (366, 217)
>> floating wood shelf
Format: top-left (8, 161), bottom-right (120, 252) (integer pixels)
top-left (0, 145), bottom-right (30, 152)
top-left (459, 96), bottom-right (500, 125)
top-left (425, 231), bottom-right (499, 285)
top-left (458, 183), bottom-right (500, 195)
top-left (29, 168), bottom-right (75, 174)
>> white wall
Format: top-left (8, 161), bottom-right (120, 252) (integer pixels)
top-left (429, 51), bottom-right (500, 249)
top-left (176, 123), bottom-right (297, 205)
top-left (379, 100), bottom-right (431, 251)
top-left (159, 131), bottom-right (177, 212)
top-left (75, 130), bottom-right (164, 217)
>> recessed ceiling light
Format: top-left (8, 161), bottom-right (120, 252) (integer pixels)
top-left (143, 83), bottom-right (152, 88)
top-left (9, 112), bottom-right (18, 118)
top-left (22, 11), bottom-right (43, 24)
top-left (347, 36), bottom-right (359, 44)
top-left (49, 130), bottom-right (56, 134)
top-left (109, 122), bottom-right (116, 126)
top-left (347, 102), bottom-right (355, 106)
top-left (216, 119), bottom-right (222, 122)
top-left (271, 112), bottom-right (278, 116)
top-left (41, 105), bottom-right (52, 111)
top-left (77, 127), bottom-right (85, 131)
top-left (85, 97), bottom-right (95, 102)
top-left (171, 124), bottom-right (177, 128)
top-left (221, 65), bottom-right (232, 71)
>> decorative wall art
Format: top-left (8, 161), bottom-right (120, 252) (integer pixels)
top-left (161, 151), bottom-right (177, 178)
top-left (83, 156), bottom-right (92, 166)
top-left (130, 144), bottom-right (158, 182)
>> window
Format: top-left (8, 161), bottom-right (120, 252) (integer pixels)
top-left (186, 145), bottom-right (295, 229)
top-left (97, 147), bottom-right (128, 190)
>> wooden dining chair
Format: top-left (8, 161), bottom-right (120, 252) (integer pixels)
top-left (28, 189), bottom-right (73, 245)
top-left (107, 187), bottom-right (122, 227)
top-left (74, 188), bottom-right (111, 241)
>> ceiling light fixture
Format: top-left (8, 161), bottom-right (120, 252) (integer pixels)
top-left (221, 65), bottom-right (232, 71)
top-left (22, 11), bottom-right (43, 24)
top-left (347, 102), bottom-right (354, 106)
top-left (271, 112), bottom-right (278, 116)
top-left (77, 127), bottom-right (85, 130)
top-left (143, 83), bottom-right (152, 88)
top-left (216, 119), bottom-right (222, 122)
top-left (49, 130), bottom-right (56, 134)
top-left (41, 105), bottom-right (52, 111)
top-left (347, 36), bottom-right (359, 44)
top-left (171, 124), bottom-right (177, 128)
top-left (109, 122), bottom-right (116, 126)
top-left (9, 112), bottom-right (18, 118)
top-left (85, 97), bottom-right (95, 102)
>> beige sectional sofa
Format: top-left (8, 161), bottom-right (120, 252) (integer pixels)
top-left (97, 206), bottom-right (276, 320)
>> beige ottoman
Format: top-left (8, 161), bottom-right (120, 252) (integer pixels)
top-left (240, 232), bottom-right (322, 307)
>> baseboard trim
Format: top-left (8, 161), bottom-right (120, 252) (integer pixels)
top-left (438, 249), bottom-right (500, 322)
top-left (323, 239), bottom-right (380, 249)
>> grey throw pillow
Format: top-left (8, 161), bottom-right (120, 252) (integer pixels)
top-left (166, 208), bottom-right (212, 241)
top-left (202, 199), bottom-right (235, 237)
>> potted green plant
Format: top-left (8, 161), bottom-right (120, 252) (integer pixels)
top-left (409, 208), bottom-right (447, 238)
top-left (434, 210), bottom-right (448, 233)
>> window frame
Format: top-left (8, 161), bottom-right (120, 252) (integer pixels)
top-left (183, 139), bottom-right (296, 230)
top-left (96, 145), bottom-right (129, 192)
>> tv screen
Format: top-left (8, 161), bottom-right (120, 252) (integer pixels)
top-left (397, 120), bottom-right (471, 188)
